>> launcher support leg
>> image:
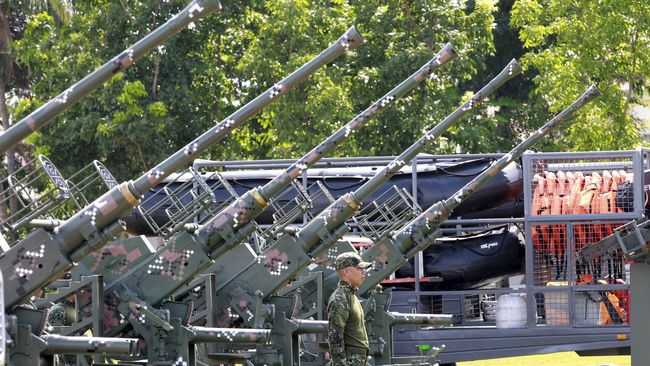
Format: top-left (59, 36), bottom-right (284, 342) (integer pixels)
top-left (631, 262), bottom-right (650, 366)
top-left (204, 273), bottom-right (219, 360)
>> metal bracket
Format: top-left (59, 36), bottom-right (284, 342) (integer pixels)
top-left (253, 290), bottom-right (265, 329)
top-left (134, 304), bottom-right (173, 332)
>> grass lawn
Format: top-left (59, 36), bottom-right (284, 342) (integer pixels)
top-left (457, 351), bottom-right (630, 366)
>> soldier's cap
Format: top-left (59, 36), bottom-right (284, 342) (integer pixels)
top-left (334, 252), bottom-right (372, 271)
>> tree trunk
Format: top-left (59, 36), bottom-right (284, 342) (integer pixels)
top-left (0, 73), bottom-right (20, 246)
top-left (152, 0), bottom-right (161, 99)
top-left (0, 6), bottom-right (19, 240)
top-left (0, 80), bottom-right (9, 224)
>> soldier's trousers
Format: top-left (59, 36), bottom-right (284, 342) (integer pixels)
top-left (344, 352), bottom-right (368, 366)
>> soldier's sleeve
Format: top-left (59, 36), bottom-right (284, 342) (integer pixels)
top-left (327, 293), bottom-right (350, 366)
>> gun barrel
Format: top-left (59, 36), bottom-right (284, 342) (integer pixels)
top-left (351, 60), bottom-right (523, 204)
top-left (387, 312), bottom-right (453, 327)
top-left (55, 26), bottom-right (363, 259)
top-left (291, 319), bottom-right (328, 334)
top-left (25, 219), bottom-right (61, 230)
top-left (199, 62), bottom-right (522, 325)
top-left (0, 0), bottom-right (222, 155)
top-left (41, 335), bottom-right (137, 355)
top-left (189, 326), bottom-right (270, 343)
top-left (302, 60), bottom-right (523, 254)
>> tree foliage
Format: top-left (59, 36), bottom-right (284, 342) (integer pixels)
top-left (7, 0), bottom-right (643, 183)
top-left (511, 0), bottom-right (650, 151)
top-left (7, 0), bottom-right (506, 180)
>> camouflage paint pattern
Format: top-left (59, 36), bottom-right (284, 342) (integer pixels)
top-left (110, 232), bottom-right (211, 309)
top-left (334, 252), bottom-right (371, 270)
top-left (341, 352), bottom-right (369, 366)
top-left (265, 62), bottom-right (537, 345)
top-left (327, 281), bottom-right (369, 366)
top-left (303, 77), bottom-right (601, 366)
top-left (41, 28), bottom-right (364, 358)
top-left (75, 237), bottom-right (155, 283)
top-left (2, 229), bottom-right (73, 308)
top-left (188, 45), bottom-right (471, 326)
top-left (214, 234), bottom-right (313, 326)
top-left (146, 43), bottom-right (457, 329)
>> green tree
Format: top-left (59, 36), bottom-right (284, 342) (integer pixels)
top-left (228, 0), bottom-right (503, 159)
top-left (0, 0), bottom-right (74, 225)
top-left (12, 0), bottom-right (242, 180)
top-left (10, 0), bottom-right (504, 182)
top-left (511, 0), bottom-right (650, 150)
top-left (446, 0), bottom-right (550, 155)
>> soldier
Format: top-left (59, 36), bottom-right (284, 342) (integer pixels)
top-left (327, 251), bottom-right (372, 366)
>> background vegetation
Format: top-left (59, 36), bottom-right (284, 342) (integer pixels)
top-left (1, 0), bottom-right (649, 182)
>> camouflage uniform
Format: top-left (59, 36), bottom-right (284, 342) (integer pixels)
top-left (48, 300), bottom-right (74, 326)
top-left (327, 252), bottom-right (371, 366)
